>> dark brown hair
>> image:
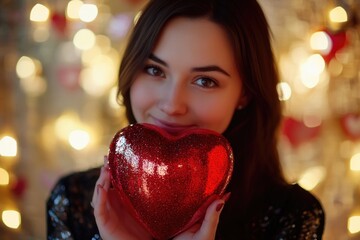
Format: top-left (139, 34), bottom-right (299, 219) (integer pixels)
top-left (117, 0), bottom-right (286, 231)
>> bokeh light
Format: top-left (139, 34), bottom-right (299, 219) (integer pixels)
top-left (80, 54), bottom-right (117, 97)
top-left (298, 166), bottom-right (326, 190)
top-left (310, 31), bottom-right (332, 55)
top-left (79, 4), bottom-right (98, 23)
top-left (0, 168), bottom-right (10, 185)
top-left (55, 112), bottom-right (81, 142)
top-left (32, 25), bottom-right (50, 42)
top-left (68, 129), bottom-right (90, 150)
top-left (350, 153), bottom-right (360, 171)
top-left (303, 114), bottom-right (322, 128)
top-left (73, 29), bottom-right (96, 50)
top-left (329, 6), bottom-right (348, 23)
top-left (30, 4), bottom-right (50, 22)
top-left (20, 76), bottom-right (47, 97)
top-left (2, 210), bottom-right (21, 229)
top-left (16, 56), bottom-right (36, 79)
top-left (348, 215), bottom-right (360, 234)
top-left (277, 82), bottom-right (292, 101)
top-left (300, 54), bottom-right (325, 88)
top-left (66, 0), bottom-right (83, 19)
top-left (0, 136), bottom-right (17, 157)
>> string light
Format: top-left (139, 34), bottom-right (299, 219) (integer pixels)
top-left (79, 4), bottom-right (98, 23)
top-left (32, 25), bottom-right (50, 42)
top-left (20, 76), bottom-right (47, 97)
top-left (310, 31), bottom-right (332, 55)
top-left (66, 0), bottom-right (83, 19)
top-left (350, 153), bottom-right (360, 171)
top-left (298, 166), bottom-right (326, 190)
top-left (54, 112), bottom-right (81, 142)
top-left (2, 210), bottom-right (21, 229)
top-left (300, 54), bottom-right (325, 88)
top-left (0, 168), bottom-right (10, 185)
top-left (73, 29), bottom-right (96, 50)
top-left (348, 215), bottom-right (360, 234)
top-left (329, 6), bottom-right (348, 23)
top-left (30, 4), bottom-right (50, 22)
top-left (303, 114), bottom-right (322, 128)
top-left (80, 54), bottom-right (117, 97)
top-left (0, 136), bottom-right (17, 157)
top-left (68, 129), bottom-right (90, 150)
top-left (16, 56), bottom-right (36, 79)
top-left (277, 82), bottom-right (292, 101)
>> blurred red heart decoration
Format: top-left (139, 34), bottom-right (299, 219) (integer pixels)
top-left (10, 176), bottom-right (27, 199)
top-left (282, 117), bottom-right (321, 147)
top-left (51, 12), bottom-right (67, 36)
top-left (321, 29), bottom-right (347, 63)
top-left (340, 113), bottom-right (360, 140)
top-left (108, 123), bottom-right (233, 240)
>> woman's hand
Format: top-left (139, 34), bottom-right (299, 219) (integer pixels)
top-left (174, 193), bottom-right (229, 240)
top-left (92, 157), bottom-right (229, 240)
top-left (91, 159), bottom-right (152, 240)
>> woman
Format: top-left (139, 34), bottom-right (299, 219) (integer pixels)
top-left (47, 0), bottom-right (325, 239)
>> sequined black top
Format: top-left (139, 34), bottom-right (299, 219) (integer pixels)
top-left (47, 167), bottom-right (325, 240)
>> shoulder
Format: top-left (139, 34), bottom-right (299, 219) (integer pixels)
top-left (283, 184), bottom-right (324, 216)
top-left (273, 183), bottom-right (325, 238)
top-left (47, 167), bottom-right (101, 238)
top-left (47, 167), bottom-right (101, 203)
top-left (56, 167), bottom-right (101, 187)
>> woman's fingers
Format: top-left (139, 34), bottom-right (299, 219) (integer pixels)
top-left (195, 198), bottom-right (225, 239)
top-left (174, 192), bottom-right (230, 240)
top-left (94, 184), bottom-right (109, 223)
top-left (92, 165), bottom-right (110, 209)
top-left (193, 192), bottom-right (230, 239)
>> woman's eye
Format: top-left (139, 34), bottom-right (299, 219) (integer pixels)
top-left (194, 77), bottom-right (218, 88)
top-left (145, 65), bottom-right (165, 77)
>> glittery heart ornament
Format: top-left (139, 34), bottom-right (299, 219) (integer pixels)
top-left (108, 123), bottom-right (234, 240)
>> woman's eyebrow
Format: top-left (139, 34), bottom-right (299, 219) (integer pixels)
top-left (192, 66), bottom-right (230, 77)
top-left (149, 53), bottom-right (231, 77)
top-left (149, 53), bottom-right (168, 66)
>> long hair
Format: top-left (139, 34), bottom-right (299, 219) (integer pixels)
top-left (117, 0), bottom-right (287, 231)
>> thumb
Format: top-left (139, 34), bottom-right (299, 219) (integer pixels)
top-left (196, 199), bottom-right (225, 239)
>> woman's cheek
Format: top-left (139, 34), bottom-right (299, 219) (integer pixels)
top-left (130, 83), bottom-right (152, 115)
top-left (195, 103), bottom-right (233, 133)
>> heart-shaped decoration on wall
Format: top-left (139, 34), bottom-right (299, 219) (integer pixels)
top-left (340, 113), bottom-right (360, 140)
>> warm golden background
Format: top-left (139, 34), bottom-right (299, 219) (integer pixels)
top-left (0, 0), bottom-right (359, 239)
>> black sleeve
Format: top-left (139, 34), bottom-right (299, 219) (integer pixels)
top-left (46, 177), bottom-right (75, 240)
top-left (274, 185), bottom-right (325, 240)
top-left (46, 168), bottom-right (101, 240)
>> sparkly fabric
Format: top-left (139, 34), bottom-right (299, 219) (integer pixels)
top-left (47, 167), bottom-right (324, 240)
top-left (47, 168), bottom-right (101, 240)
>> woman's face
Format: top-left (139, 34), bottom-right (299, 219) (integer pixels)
top-left (130, 17), bottom-right (245, 134)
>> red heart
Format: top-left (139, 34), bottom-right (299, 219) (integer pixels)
top-left (282, 117), bottom-right (321, 147)
top-left (321, 29), bottom-right (347, 63)
top-left (108, 123), bottom-right (234, 239)
top-left (340, 113), bottom-right (360, 140)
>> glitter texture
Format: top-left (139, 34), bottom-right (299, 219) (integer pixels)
top-left (108, 123), bottom-right (234, 240)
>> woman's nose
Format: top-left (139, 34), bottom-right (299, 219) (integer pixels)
top-left (158, 82), bottom-right (188, 115)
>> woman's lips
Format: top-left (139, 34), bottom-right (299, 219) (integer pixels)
top-left (150, 117), bottom-right (196, 135)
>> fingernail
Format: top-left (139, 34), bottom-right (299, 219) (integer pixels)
top-left (223, 192), bottom-right (231, 202)
top-left (104, 156), bottom-right (110, 170)
top-left (97, 184), bottom-right (103, 195)
top-left (216, 203), bottom-right (224, 212)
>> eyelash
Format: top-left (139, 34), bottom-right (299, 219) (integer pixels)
top-left (193, 76), bottom-right (219, 89)
top-left (143, 64), bottom-right (219, 88)
top-left (144, 64), bottom-right (165, 77)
